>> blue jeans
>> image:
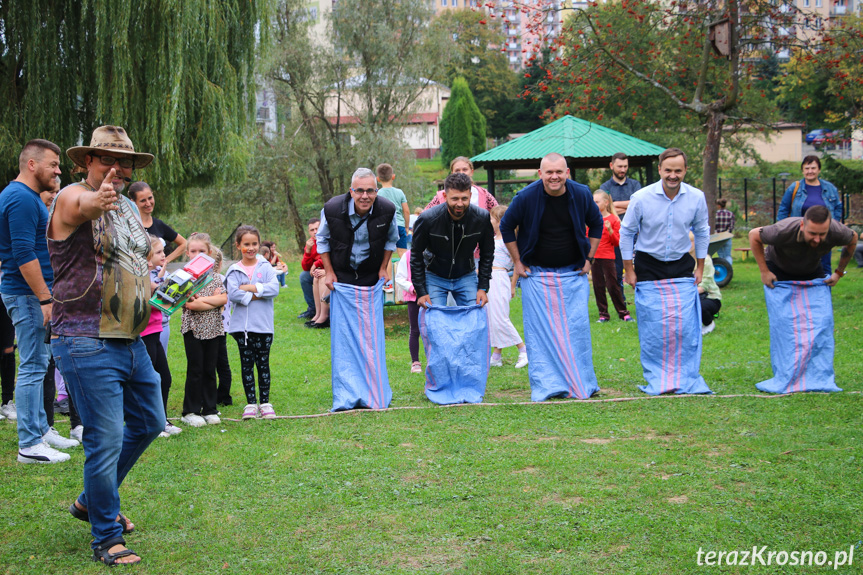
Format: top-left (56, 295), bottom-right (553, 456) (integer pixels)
top-left (300, 270), bottom-right (314, 310)
top-left (716, 238), bottom-right (733, 265)
top-left (1, 294), bottom-right (50, 449)
top-left (425, 271), bottom-right (477, 306)
top-left (52, 336), bottom-right (164, 548)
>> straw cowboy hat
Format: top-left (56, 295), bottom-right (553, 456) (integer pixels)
top-left (66, 125), bottom-right (154, 169)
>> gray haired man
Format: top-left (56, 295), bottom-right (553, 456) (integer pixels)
top-left (317, 168), bottom-right (399, 289)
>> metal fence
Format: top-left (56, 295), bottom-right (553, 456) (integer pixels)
top-left (717, 178), bottom-right (860, 227)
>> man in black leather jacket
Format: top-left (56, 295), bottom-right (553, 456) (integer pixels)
top-left (411, 172), bottom-right (494, 308)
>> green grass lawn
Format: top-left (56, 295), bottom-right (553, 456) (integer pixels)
top-left (1, 256), bottom-right (862, 574)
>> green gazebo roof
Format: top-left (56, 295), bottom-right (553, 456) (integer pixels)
top-left (471, 115), bottom-right (665, 170)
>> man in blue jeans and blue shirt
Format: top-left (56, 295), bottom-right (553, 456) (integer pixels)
top-left (410, 172), bottom-right (494, 308)
top-left (0, 139), bottom-right (79, 464)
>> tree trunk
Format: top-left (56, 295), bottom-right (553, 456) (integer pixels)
top-left (701, 108), bottom-right (726, 230)
top-left (284, 179), bottom-right (310, 253)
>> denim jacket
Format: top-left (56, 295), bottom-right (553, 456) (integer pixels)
top-left (777, 179), bottom-right (842, 221)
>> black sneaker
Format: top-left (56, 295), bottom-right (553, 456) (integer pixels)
top-left (297, 309), bottom-right (314, 319)
top-left (53, 398), bottom-right (70, 415)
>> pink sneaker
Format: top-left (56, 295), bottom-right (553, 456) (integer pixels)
top-left (259, 403), bottom-right (276, 419)
top-left (242, 404), bottom-right (258, 420)
top-left (410, 362), bottom-right (422, 374)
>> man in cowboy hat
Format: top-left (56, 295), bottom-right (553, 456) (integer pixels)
top-left (48, 126), bottom-right (162, 566)
top-left (0, 139), bottom-right (80, 465)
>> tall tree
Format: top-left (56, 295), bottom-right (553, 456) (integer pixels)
top-left (0, 0), bottom-right (270, 209)
top-left (440, 77), bottom-right (487, 167)
top-left (432, 8), bottom-right (519, 139)
top-left (518, 0), bottom-right (863, 225)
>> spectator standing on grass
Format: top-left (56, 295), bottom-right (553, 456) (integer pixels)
top-left (394, 248), bottom-right (423, 374)
top-left (226, 225), bottom-right (280, 420)
top-left (487, 205), bottom-right (528, 368)
top-left (376, 163), bottom-right (410, 258)
top-left (179, 233), bottom-right (227, 428)
top-left (600, 152), bottom-right (641, 300)
top-left (214, 249), bottom-right (233, 407)
top-left (0, 139), bottom-right (79, 464)
top-left (425, 157), bottom-right (498, 212)
top-left (589, 190), bottom-right (633, 323)
top-left (777, 156), bottom-right (843, 277)
top-left (298, 217), bottom-right (321, 319)
top-left (714, 199), bottom-right (735, 265)
top-left (129, 181), bottom-right (187, 354)
top-left (142, 235), bottom-right (179, 438)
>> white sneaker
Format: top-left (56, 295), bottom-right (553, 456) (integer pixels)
top-left (164, 422), bottom-right (182, 435)
top-left (203, 414), bottom-right (221, 425)
top-left (181, 413), bottom-right (207, 427)
top-left (18, 441), bottom-right (71, 464)
top-left (158, 431), bottom-right (170, 438)
top-left (0, 411), bottom-right (4, 420)
top-left (515, 352), bottom-right (529, 369)
top-left (43, 427), bottom-right (80, 449)
top-left (490, 356), bottom-right (503, 367)
top-left (701, 321), bottom-right (716, 336)
top-left (0, 401), bottom-right (17, 420)
top-left (70, 425), bottom-right (84, 443)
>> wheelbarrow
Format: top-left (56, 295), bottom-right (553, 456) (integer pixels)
top-left (707, 231), bottom-right (734, 287)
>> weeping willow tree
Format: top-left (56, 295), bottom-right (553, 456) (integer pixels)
top-left (0, 0), bottom-right (270, 211)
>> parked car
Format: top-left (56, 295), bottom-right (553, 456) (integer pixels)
top-left (813, 130), bottom-right (848, 150)
top-left (806, 128), bottom-right (831, 144)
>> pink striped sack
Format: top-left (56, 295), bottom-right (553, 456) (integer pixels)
top-left (634, 278), bottom-right (712, 395)
top-left (330, 279), bottom-right (392, 411)
top-left (521, 271), bottom-right (599, 401)
top-left (756, 279), bottom-right (841, 394)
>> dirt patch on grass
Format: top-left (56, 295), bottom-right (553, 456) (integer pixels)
top-left (513, 466), bottom-right (539, 474)
top-left (668, 495), bottom-right (689, 504)
top-left (399, 442), bottom-right (416, 448)
top-left (543, 493), bottom-right (584, 506)
top-left (581, 438), bottom-right (613, 444)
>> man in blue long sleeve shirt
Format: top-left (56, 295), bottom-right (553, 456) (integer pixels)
top-left (620, 148), bottom-right (710, 286)
top-left (0, 139), bottom-right (78, 464)
top-left (500, 153), bottom-right (602, 277)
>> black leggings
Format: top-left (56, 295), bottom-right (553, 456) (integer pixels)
top-left (182, 333), bottom-right (219, 416)
top-left (43, 357), bottom-right (81, 429)
top-left (143, 332), bottom-right (173, 416)
top-left (0, 298), bottom-right (14, 404)
top-left (216, 335), bottom-right (233, 405)
top-left (407, 301), bottom-right (420, 363)
top-left (232, 332), bottom-right (273, 405)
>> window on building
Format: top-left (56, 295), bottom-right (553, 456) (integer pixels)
top-left (815, 0), bottom-right (822, 7)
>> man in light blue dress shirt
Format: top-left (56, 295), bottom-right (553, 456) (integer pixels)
top-left (620, 148), bottom-right (710, 286)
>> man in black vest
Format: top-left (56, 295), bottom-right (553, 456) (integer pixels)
top-left (317, 168), bottom-right (398, 290)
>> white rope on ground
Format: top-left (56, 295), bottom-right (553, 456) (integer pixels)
top-left (185, 390), bottom-right (862, 423)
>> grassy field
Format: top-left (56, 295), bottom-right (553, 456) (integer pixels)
top-left (1, 254), bottom-right (862, 574)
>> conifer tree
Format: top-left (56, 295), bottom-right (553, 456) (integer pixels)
top-left (440, 77), bottom-right (486, 167)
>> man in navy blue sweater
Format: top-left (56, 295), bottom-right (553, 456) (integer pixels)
top-left (0, 139), bottom-right (79, 464)
top-left (500, 153), bottom-right (603, 277)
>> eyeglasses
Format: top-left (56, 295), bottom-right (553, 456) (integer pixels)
top-left (91, 154), bottom-right (135, 169)
top-left (350, 187), bottom-right (377, 196)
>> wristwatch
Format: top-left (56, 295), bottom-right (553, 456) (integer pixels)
top-left (587, 256), bottom-right (595, 265)
top-left (836, 269), bottom-right (846, 277)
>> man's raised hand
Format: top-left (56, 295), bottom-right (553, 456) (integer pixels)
top-left (98, 168), bottom-right (119, 212)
